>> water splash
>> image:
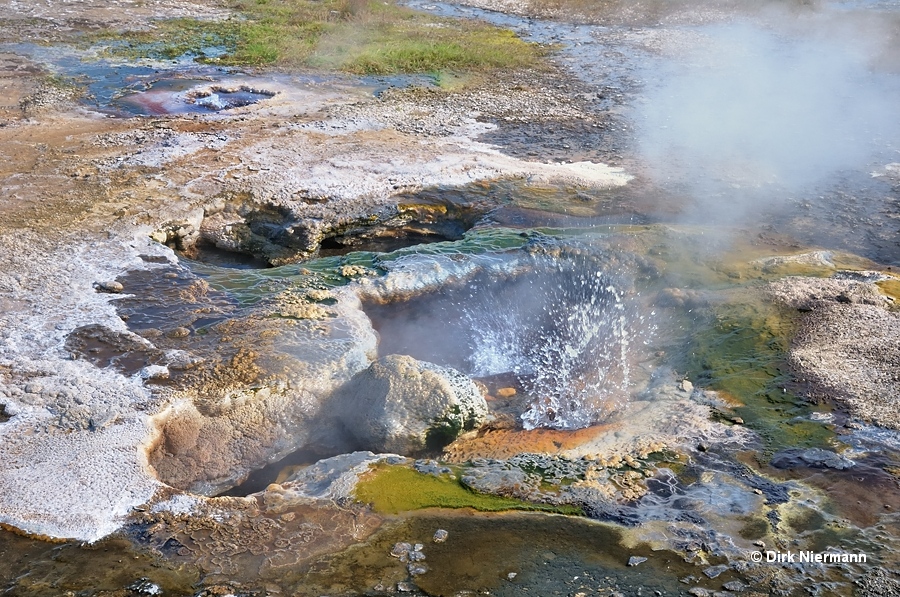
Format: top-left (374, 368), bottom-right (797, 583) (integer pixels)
top-left (463, 256), bottom-right (632, 430)
top-left (360, 235), bottom-right (638, 431)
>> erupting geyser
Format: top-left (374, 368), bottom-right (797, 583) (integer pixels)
top-left (464, 258), bottom-right (631, 430)
top-left (366, 250), bottom-right (635, 431)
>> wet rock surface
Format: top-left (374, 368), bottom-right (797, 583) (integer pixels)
top-left (331, 354), bottom-right (489, 454)
top-left (64, 323), bottom-right (168, 377)
top-left (769, 448), bottom-right (855, 471)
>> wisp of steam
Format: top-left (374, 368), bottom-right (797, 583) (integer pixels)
top-left (636, 16), bottom-right (900, 220)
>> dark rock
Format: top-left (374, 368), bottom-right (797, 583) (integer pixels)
top-left (769, 448), bottom-right (854, 471)
top-left (391, 542), bottom-right (413, 560)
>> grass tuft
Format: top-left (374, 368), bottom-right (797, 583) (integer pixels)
top-left (91, 0), bottom-right (543, 75)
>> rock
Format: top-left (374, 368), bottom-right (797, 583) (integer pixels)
top-left (279, 452), bottom-right (407, 503)
top-left (149, 230), bottom-right (168, 244)
top-left (306, 288), bottom-right (333, 302)
top-left (408, 563), bottom-right (429, 576)
top-left (688, 589), bottom-right (711, 597)
top-left (340, 264), bottom-right (372, 278)
top-left (768, 275), bottom-right (889, 311)
top-left (627, 556), bottom-right (648, 566)
top-left (678, 379), bottom-right (694, 393)
top-left (278, 302), bottom-right (328, 320)
top-left (139, 365), bottom-right (169, 380)
top-left (753, 251), bottom-right (835, 273)
top-left (769, 448), bottom-right (854, 471)
top-left (460, 465), bottom-right (539, 498)
top-left (414, 459), bottom-right (455, 478)
top-left (391, 542), bottom-right (413, 560)
top-left (507, 572), bottom-right (518, 581)
top-left (89, 409), bottom-right (119, 431)
top-left (96, 280), bottom-right (124, 293)
top-left (657, 287), bottom-right (708, 309)
top-left (397, 581), bottom-right (416, 592)
top-left (333, 355), bottom-right (488, 454)
top-left (703, 565), bottom-right (729, 579)
top-left (65, 324), bottom-right (166, 377)
top-left (833, 270), bottom-right (891, 284)
top-left (433, 529), bottom-right (449, 543)
top-left (723, 581), bottom-right (746, 592)
top-left (127, 578), bottom-right (162, 596)
top-left (166, 327), bottom-right (191, 339)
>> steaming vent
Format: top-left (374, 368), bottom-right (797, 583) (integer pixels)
top-left (366, 253), bottom-right (633, 430)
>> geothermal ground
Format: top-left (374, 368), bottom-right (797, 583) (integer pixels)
top-left (1, 0), bottom-right (900, 596)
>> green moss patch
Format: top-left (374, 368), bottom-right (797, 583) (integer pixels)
top-left (353, 464), bottom-right (582, 516)
top-left (681, 299), bottom-right (836, 457)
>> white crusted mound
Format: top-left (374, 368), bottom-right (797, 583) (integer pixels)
top-left (0, 232), bottom-right (168, 541)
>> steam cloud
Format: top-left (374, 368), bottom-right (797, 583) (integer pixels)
top-left (635, 13), bottom-right (900, 220)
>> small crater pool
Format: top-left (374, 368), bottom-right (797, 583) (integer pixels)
top-left (114, 80), bottom-right (276, 115)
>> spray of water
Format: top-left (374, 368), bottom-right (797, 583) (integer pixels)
top-left (462, 256), bottom-right (632, 430)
